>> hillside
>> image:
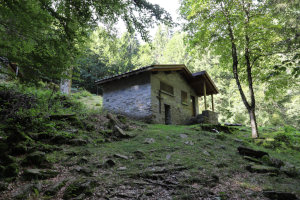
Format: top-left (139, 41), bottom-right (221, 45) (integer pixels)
top-left (0, 83), bottom-right (300, 200)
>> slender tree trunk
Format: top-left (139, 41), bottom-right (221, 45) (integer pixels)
top-left (249, 108), bottom-right (258, 138)
top-left (222, 5), bottom-right (259, 138)
top-left (244, 2), bottom-right (259, 138)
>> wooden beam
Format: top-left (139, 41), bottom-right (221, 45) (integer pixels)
top-left (204, 82), bottom-right (207, 110)
top-left (211, 94), bottom-right (214, 112)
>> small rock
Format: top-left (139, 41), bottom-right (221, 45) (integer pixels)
top-left (66, 151), bottom-right (78, 156)
top-left (263, 190), bottom-right (298, 200)
top-left (10, 142), bottom-right (27, 155)
top-left (4, 163), bottom-right (19, 177)
top-left (133, 150), bottom-right (145, 159)
top-left (280, 163), bottom-right (299, 177)
top-left (0, 154), bottom-right (16, 165)
top-left (118, 166), bottom-right (127, 171)
top-left (50, 135), bottom-right (70, 145)
top-left (216, 134), bottom-right (226, 140)
top-left (113, 125), bottom-right (130, 138)
top-left (144, 138), bottom-right (155, 144)
top-left (184, 141), bottom-right (194, 145)
top-left (6, 131), bottom-right (29, 144)
top-left (166, 154), bottom-right (171, 160)
top-left (73, 166), bottom-right (93, 176)
top-left (261, 155), bottom-right (284, 168)
top-left (203, 150), bottom-right (210, 156)
top-left (78, 156), bottom-right (89, 164)
top-left (211, 174), bottom-right (219, 183)
top-left (0, 182), bottom-right (8, 191)
top-left (23, 168), bottom-right (59, 180)
top-left (113, 154), bottom-right (129, 160)
top-left (180, 134), bottom-right (188, 138)
top-left (216, 163), bottom-right (228, 168)
top-left (224, 123), bottom-right (242, 126)
top-left (45, 180), bottom-right (67, 196)
top-left (212, 129), bottom-right (219, 133)
top-left (0, 165), bottom-right (4, 176)
top-left (243, 156), bottom-right (263, 164)
top-left (103, 159), bottom-right (116, 168)
top-left (237, 146), bottom-right (269, 158)
top-left (68, 138), bottom-right (87, 146)
top-left (12, 183), bottom-right (41, 200)
top-left (22, 151), bottom-right (48, 167)
top-left (234, 139), bottom-right (243, 143)
top-left (0, 141), bottom-right (9, 155)
top-left (246, 165), bottom-right (279, 174)
top-left (63, 178), bottom-right (97, 200)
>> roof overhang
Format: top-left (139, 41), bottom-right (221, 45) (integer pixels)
top-left (95, 64), bottom-right (219, 96)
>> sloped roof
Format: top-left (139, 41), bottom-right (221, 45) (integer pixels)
top-left (95, 64), bottom-right (218, 96)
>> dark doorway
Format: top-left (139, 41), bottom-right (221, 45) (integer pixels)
top-left (164, 104), bottom-right (171, 125)
top-left (191, 96), bottom-right (196, 117)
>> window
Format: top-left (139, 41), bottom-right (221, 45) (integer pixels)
top-left (181, 91), bottom-right (188, 104)
top-left (160, 81), bottom-right (174, 95)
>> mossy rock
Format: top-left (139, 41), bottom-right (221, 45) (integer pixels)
top-left (10, 142), bottom-right (28, 155)
top-left (50, 134), bottom-right (74, 145)
top-left (12, 183), bottom-right (41, 200)
top-left (263, 190), bottom-right (298, 200)
top-left (45, 179), bottom-right (67, 196)
top-left (0, 165), bottom-right (5, 177)
top-left (4, 163), bottom-right (19, 177)
top-left (0, 141), bottom-right (8, 155)
top-left (216, 133), bottom-right (226, 140)
top-left (243, 156), bottom-right (263, 164)
top-left (22, 168), bottom-right (59, 180)
top-left (6, 131), bottom-right (31, 144)
top-left (246, 165), bottom-right (279, 174)
top-left (0, 154), bottom-right (16, 165)
top-left (280, 164), bottom-right (299, 177)
top-left (21, 151), bottom-right (48, 167)
top-left (68, 138), bottom-right (87, 146)
top-left (261, 155), bottom-right (284, 168)
top-left (63, 178), bottom-right (97, 200)
top-left (0, 181), bottom-right (8, 191)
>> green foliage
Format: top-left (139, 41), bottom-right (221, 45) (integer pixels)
top-left (179, 0), bottom-right (299, 133)
top-left (0, 0), bottom-right (172, 83)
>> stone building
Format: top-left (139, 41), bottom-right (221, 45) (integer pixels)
top-left (96, 64), bottom-right (219, 124)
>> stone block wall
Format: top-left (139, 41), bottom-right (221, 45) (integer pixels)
top-left (102, 72), bottom-right (152, 119)
top-left (195, 110), bottom-right (219, 125)
top-left (150, 71), bottom-right (199, 124)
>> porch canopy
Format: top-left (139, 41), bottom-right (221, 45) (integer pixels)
top-left (96, 64), bottom-right (219, 96)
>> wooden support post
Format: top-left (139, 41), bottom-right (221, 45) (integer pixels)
top-left (211, 94), bottom-right (214, 112)
top-left (204, 82), bottom-right (207, 110)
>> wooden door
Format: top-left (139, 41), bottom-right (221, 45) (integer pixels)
top-left (191, 96), bottom-right (196, 117)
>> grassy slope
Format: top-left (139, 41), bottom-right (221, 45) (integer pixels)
top-left (42, 122), bottom-right (300, 199)
top-left (0, 84), bottom-right (299, 199)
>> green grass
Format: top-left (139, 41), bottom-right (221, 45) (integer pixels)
top-left (71, 90), bottom-right (102, 110)
top-left (49, 122), bottom-right (299, 197)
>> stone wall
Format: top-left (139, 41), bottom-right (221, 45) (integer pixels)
top-left (150, 71), bottom-right (199, 124)
top-left (190, 110), bottom-right (219, 125)
top-left (102, 72), bottom-right (152, 119)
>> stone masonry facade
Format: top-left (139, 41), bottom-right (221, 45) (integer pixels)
top-left (102, 72), bottom-right (152, 119)
top-left (150, 71), bottom-right (199, 124)
top-left (102, 71), bottom-right (200, 124)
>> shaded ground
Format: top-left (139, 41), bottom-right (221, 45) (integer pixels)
top-left (1, 119), bottom-right (299, 200)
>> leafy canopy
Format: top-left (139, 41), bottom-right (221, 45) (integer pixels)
top-left (0, 0), bottom-right (172, 82)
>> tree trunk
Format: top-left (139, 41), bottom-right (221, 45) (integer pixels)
top-left (249, 108), bottom-right (259, 138)
top-left (223, 4), bottom-right (260, 138)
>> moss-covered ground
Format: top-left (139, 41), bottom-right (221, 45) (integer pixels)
top-left (0, 82), bottom-right (299, 200)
